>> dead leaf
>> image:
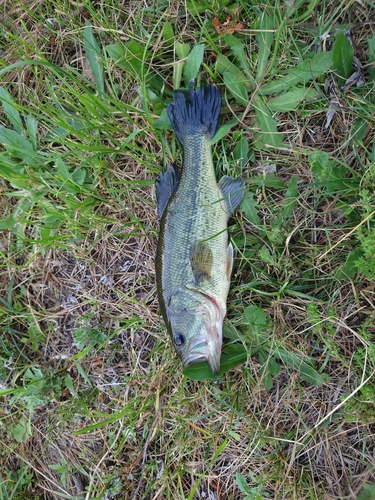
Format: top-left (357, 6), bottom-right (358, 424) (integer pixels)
top-left (212, 16), bottom-right (244, 35)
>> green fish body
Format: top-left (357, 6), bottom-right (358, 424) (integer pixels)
top-left (156, 84), bottom-right (244, 374)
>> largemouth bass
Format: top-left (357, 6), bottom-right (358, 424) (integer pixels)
top-left (155, 84), bottom-right (245, 374)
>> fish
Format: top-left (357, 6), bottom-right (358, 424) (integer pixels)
top-left (155, 83), bottom-right (245, 374)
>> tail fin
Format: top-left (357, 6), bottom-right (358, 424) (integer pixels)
top-left (167, 82), bottom-right (221, 144)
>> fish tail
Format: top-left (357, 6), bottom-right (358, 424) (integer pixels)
top-left (167, 82), bottom-right (221, 144)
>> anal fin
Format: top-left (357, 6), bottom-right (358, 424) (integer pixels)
top-left (219, 175), bottom-right (246, 216)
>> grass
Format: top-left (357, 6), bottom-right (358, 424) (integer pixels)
top-left (1, 0), bottom-right (375, 498)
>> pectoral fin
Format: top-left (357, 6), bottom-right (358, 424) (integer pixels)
top-left (219, 175), bottom-right (246, 216)
top-left (155, 163), bottom-right (179, 218)
top-left (190, 241), bottom-right (213, 285)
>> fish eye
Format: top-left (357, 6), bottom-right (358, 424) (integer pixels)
top-left (174, 333), bottom-right (185, 346)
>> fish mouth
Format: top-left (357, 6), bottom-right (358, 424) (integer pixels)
top-left (182, 338), bottom-right (221, 375)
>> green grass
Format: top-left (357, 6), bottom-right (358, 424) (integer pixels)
top-left (1, 0), bottom-right (375, 499)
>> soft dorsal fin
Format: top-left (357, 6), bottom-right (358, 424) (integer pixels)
top-left (189, 241), bottom-right (213, 285)
top-left (218, 175), bottom-right (246, 216)
top-left (155, 163), bottom-right (179, 218)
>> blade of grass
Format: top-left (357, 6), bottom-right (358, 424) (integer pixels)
top-left (83, 21), bottom-right (105, 94)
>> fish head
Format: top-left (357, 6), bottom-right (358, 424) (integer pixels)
top-left (168, 288), bottom-right (224, 374)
